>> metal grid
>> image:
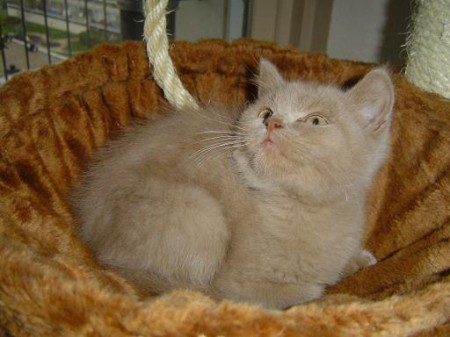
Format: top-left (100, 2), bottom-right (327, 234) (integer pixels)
top-left (0, 0), bottom-right (251, 84)
top-left (0, 0), bottom-right (120, 82)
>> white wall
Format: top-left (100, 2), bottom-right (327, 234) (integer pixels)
top-left (326, 0), bottom-right (410, 63)
top-left (173, 0), bottom-right (411, 64)
top-left (174, 0), bottom-right (246, 41)
top-left (227, 0), bottom-right (246, 40)
top-left (174, 0), bottom-right (226, 40)
top-left (327, 0), bottom-right (388, 62)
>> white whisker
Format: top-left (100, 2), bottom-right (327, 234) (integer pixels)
top-left (192, 109), bottom-right (248, 133)
top-left (190, 140), bottom-right (248, 168)
top-left (194, 140), bottom-right (244, 158)
top-left (198, 130), bottom-right (246, 136)
top-left (196, 135), bottom-right (243, 143)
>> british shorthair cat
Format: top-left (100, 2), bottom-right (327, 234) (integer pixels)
top-left (73, 59), bottom-right (394, 309)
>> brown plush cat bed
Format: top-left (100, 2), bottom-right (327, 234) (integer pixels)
top-left (0, 39), bottom-right (449, 336)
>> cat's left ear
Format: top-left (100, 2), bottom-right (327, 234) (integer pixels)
top-left (256, 59), bottom-right (285, 97)
top-left (347, 68), bottom-right (394, 133)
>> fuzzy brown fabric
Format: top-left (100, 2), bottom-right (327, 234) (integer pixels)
top-left (0, 39), bottom-right (449, 337)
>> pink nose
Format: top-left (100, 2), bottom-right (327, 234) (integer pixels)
top-left (265, 118), bottom-right (284, 132)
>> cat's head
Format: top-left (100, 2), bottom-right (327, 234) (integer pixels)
top-left (234, 59), bottom-right (394, 202)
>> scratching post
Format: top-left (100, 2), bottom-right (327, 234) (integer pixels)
top-left (143, 0), bottom-right (198, 109)
top-left (405, 0), bottom-right (450, 99)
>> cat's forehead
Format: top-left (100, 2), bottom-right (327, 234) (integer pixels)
top-left (268, 82), bottom-right (345, 118)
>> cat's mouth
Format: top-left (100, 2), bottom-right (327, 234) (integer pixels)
top-left (261, 138), bottom-right (277, 150)
top-left (261, 133), bottom-right (280, 152)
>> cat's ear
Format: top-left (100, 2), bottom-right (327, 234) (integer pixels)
top-left (347, 68), bottom-right (394, 133)
top-left (256, 59), bottom-right (285, 97)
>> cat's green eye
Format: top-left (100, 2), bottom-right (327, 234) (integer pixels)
top-left (304, 114), bottom-right (328, 126)
top-left (258, 108), bottom-right (273, 120)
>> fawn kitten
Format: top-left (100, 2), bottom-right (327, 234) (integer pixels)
top-left (73, 59), bottom-right (394, 309)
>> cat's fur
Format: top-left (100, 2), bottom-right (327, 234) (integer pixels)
top-left (73, 60), bottom-right (394, 309)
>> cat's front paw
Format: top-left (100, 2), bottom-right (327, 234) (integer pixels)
top-left (342, 249), bottom-right (377, 278)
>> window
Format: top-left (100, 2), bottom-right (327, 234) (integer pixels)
top-left (0, 0), bottom-right (251, 84)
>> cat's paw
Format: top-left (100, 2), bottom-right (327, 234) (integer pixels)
top-left (342, 249), bottom-right (377, 278)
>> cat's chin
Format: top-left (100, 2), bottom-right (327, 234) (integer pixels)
top-left (257, 144), bottom-right (296, 178)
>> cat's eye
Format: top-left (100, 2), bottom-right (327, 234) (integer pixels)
top-left (303, 114), bottom-right (328, 126)
top-left (258, 108), bottom-right (273, 121)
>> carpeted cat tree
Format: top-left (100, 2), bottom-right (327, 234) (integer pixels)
top-left (0, 0), bottom-right (449, 336)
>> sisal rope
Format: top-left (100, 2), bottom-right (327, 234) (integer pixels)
top-left (405, 0), bottom-right (450, 99)
top-left (143, 0), bottom-right (199, 109)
